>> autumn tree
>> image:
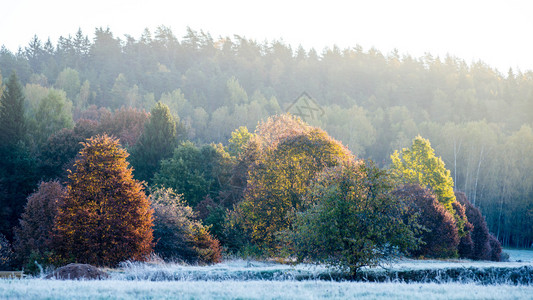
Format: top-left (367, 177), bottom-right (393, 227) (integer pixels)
top-left (391, 135), bottom-right (467, 235)
top-left (13, 181), bottom-right (65, 268)
top-left (394, 184), bottom-right (460, 258)
top-left (235, 114), bottom-right (353, 251)
top-left (287, 161), bottom-right (420, 275)
top-left (98, 106), bottom-right (149, 148)
top-left (53, 134), bottom-right (153, 266)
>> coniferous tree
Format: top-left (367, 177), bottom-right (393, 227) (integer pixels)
top-left (0, 72), bottom-right (37, 241)
top-left (53, 134), bottom-right (153, 266)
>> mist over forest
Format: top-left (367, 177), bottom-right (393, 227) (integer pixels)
top-left (1, 26), bottom-right (532, 249)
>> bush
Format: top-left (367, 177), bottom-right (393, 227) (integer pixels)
top-left (13, 181), bottom-right (65, 269)
top-left (287, 161), bottom-right (419, 275)
top-left (151, 187), bottom-right (221, 264)
top-left (394, 184), bottom-right (459, 258)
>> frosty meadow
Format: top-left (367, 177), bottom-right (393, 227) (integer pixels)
top-left (1, 249), bottom-right (532, 299)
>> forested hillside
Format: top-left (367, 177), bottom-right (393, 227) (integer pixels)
top-left (1, 26), bottom-right (532, 248)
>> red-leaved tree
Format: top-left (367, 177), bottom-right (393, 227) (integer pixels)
top-left (394, 184), bottom-right (459, 258)
top-left (13, 181), bottom-right (65, 267)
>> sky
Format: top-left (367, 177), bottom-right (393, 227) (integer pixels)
top-left (1, 0), bottom-right (532, 72)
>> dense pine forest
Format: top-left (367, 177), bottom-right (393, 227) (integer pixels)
top-left (1, 26), bottom-right (532, 252)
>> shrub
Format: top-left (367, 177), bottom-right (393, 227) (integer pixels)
top-left (151, 187), bottom-right (221, 264)
top-left (394, 184), bottom-right (459, 258)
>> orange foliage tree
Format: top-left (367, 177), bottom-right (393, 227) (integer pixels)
top-left (53, 134), bottom-right (153, 266)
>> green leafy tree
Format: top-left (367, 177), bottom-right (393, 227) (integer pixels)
top-left (287, 161), bottom-right (420, 275)
top-left (35, 89), bottom-right (74, 146)
top-left (53, 134), bottom-right (153, 266)
top-left (54, 67), bottom-right (80, 100)
top-left (227, 126), bottom-right (254, 157)
top-left (153, 142), bottom-right (234, 208)
top-left (391, 135), bottom-right (467, 235)
top-left (130, 102), bottom-right (182, 183)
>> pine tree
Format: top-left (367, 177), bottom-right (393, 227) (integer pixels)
top-left (53, 134), bottom-right (153, 266)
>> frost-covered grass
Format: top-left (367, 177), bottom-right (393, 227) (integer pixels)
top-left (1, 249), bottom-right (532, 299)
top-left (2, 279), bottom-right (533, 300)
top-left (111, 259), bottom-right (332, 281)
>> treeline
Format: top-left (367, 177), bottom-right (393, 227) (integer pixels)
top-left (0, 106), bottom-right (503, 273)
top-left (0, 26), bottom-right (532, 247)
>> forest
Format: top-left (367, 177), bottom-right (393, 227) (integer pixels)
top-left (0, 26), bottom-right (532, 270)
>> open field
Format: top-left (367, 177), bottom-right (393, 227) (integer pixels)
top-left (1, 249), bottom-right (532, 299)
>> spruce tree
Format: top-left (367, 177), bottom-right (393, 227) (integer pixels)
top-left (0, 72), bottom-right (37, 241)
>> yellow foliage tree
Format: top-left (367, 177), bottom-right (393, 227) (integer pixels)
top-left (236, 114), bottom-right (354, 251)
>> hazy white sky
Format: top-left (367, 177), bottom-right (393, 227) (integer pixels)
top-left (1, 0), bottom-right (532, 72)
